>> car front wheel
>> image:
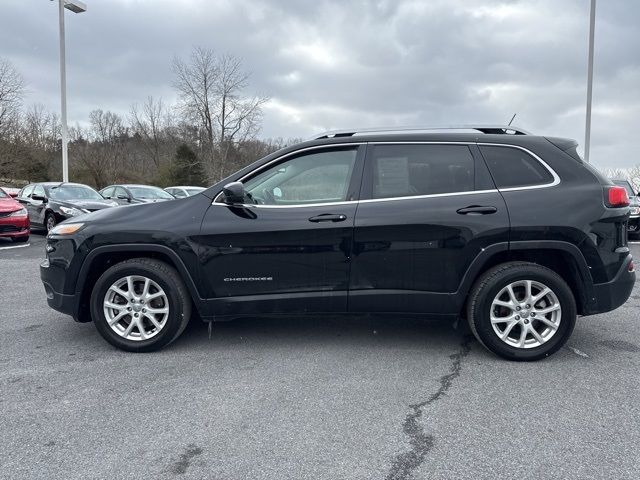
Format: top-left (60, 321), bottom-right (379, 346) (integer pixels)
top-left (90, 258), bottom-right (192, 352)
top-left (45, 213), bottom-right (56, 233)
top-left (467, 262), bottom-right (576, 361)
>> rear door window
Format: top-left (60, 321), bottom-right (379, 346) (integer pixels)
top-left (479, 145), bottom-right (554, 189)
top-left (368, 144), bottom-right (475, 199)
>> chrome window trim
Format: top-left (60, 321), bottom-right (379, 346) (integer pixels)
top-left (211, 141), bottom-right (560, 208)
top-left (210, 200), bottom-right (358, 209)
top-left (476, 142), bottom-right (561, 191)
top-left (358, 188), bottom-right (499, 204)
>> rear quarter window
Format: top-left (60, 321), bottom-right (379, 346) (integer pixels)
top-left (479, 145), bottom-right (554, 189)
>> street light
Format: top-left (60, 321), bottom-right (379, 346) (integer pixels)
top-left (584, 0), bottom-right (596, 163)
top-left (53, 0), bottom-right (87, 182)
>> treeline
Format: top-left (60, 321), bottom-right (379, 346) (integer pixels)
top-left (0, 48), bottom-right (300, 189)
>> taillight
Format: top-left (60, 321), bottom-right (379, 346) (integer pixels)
top-left (629, 260), bottom-right (635, 273)
top-left (606, 186), bottom-right (629, 207)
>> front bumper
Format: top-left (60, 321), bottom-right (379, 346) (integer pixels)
top-left (0, 215), bottom-right (30, 238)
top-left (585, 254), bottom-right (636, 315)
top-left (41, 259), bottom-right (85, 322)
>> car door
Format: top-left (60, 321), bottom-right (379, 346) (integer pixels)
top-left (197, 144), bottom-right (365, 316)
top-left (29, 185), bottom-right (48, 227)
top-left (16, 185), bottom-right (35, 226)
top-left (349, 142), bottom-right (509, 314)
top-left (114, 186), bottom-right (131, 205)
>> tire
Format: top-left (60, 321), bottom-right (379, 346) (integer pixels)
top-left (467, 262), bottom-right (576, 361)
top-left (90, 258), bottom-right (192, 352)
top-left (11, 236), bottom-right (29, 243)
top-left (45, 213), bottom-right (56, 233)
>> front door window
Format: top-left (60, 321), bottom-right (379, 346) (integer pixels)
top-left (243, 148), bottom-right (358, 206)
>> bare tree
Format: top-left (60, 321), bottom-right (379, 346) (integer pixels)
top-left (627, 164), bottom-right (640, 193)
top-left (599, 167), bottom-right (625, 180)
top-left (72, 109), bottom-right (129, 187)
top-left (172, 47), bottom-right (268, 181)
top-left (214, 54), bottom-right (268, 179)
top-left (130, 96), bottom-right (174, 169)
top-left (22, 104), bottom-right (59, 151)
top-left (0, 58), bottom-right (26, 138)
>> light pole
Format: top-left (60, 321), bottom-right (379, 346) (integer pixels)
top-left (54, 0), bottom-right (86, 182)
top-left (584, 0), bottom-right (596, 163)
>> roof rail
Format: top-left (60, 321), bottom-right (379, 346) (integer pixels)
top-left (311, 125), bottom-right (532, 140)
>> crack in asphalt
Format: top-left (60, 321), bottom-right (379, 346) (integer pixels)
top-left (385, 338), bottom-right (472, 480)
top-left (169, 444), bottom-right (203, 475)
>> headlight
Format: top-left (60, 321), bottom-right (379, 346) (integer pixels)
top-left (631, 207), bottom-right (640, 215)
top-left (8, 207), bottom-right (28, 217)
top-left (59, 206), bottom-right (84, 217)
top-left (49, 222), bottom-right (85, 236)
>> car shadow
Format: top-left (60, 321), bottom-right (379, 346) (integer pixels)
top-left (174, 314), bottom-right (474, 353)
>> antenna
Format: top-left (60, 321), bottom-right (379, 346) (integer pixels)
top-left (508, 113), bottom-right (517, 126)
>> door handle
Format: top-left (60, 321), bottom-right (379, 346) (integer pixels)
top-left (456, 205), bottom-right (498, 215)
top-left (308, 213), bottom-right (347, 223)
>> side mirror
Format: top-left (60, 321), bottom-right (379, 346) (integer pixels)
top-left (116, 194), bottom-right (130, 202)
top-left (32, 194), bottom-right (47, 203)
top-left (222, 182), bottom-right (246, 205)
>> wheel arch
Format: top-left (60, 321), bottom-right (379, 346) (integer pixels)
top-left (458, 241), bottom-right (595, 316)
top-left (74, 244), bottom-right (205, 323)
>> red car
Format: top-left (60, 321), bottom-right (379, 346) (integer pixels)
top-left (0, 187), bottom-right (29, 242)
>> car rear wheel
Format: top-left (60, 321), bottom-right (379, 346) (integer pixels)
top-left (467, 262), bottom-right (576, 361)
top-left (90, 258), bottom-right (191, 352)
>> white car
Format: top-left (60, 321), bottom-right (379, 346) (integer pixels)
top-left (164, 186), bottom-right (206, 198)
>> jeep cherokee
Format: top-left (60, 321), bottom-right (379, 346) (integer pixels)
top-left (40, 126), bottom-right (636, 360)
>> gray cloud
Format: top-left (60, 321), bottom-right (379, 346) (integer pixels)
top-left (1, 0), bottom-right (638, 168)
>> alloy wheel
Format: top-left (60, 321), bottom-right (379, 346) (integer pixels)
top-left (490, 280), bottom-right (561, 349)
top-left (46, 215), bottom-right (56, 232)
top-left (103, 275), bottom-right (169, 341)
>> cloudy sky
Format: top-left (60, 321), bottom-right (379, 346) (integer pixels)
top-left (1, 0), bottom-right (639, 169)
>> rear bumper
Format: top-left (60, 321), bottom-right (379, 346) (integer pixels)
top-left (584, 254), bottom-right (636, 315)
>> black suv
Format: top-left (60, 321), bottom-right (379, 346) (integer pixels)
top-left (40, 126), bottom-right (636, 360)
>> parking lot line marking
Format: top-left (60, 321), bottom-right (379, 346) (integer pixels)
top-left (0, 243), bottom-right (31, 251)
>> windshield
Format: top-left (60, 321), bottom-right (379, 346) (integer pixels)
top-left (49, 185), bottom-right (103, 201)
top-left (128, 186), bottom-right (174, 199)
top-left (185, 187), bottom-right (205, 196)
top-left (0, 189), bottom-right (7, 198)
top-left (612, 180), bottom-right (636, 197)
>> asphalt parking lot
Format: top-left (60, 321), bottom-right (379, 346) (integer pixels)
top-left (1, 234), bottom-right (639, 480)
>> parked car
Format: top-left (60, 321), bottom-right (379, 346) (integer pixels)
top-left (40, 125), bottom-right (635, 360)
top-left (100, 184), bottom-right (175, 204)
top-left (612, 179), bottom-right (639, 238)
top-left (164, 186), bottom-right (206, 198)
top-left (1, 187), bottom-right (21, 198)
top-left (17, 182), bottom-right (118, 232)
top-left (0, 187), bottom-right (29, 242)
